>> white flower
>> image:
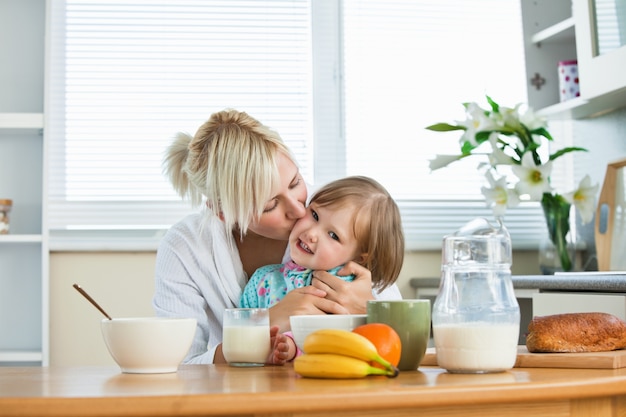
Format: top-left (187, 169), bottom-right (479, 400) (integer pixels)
top-left (429, 154), bottom-right (464, 171)
top-left (458, 102), bottom-right (498, 146)
top-left (481, 171), bottom-right (520, 216)
top-left (496, 105), bottom-right (522, 131)
top-left (511, 152), bottom-right (553, 201)
top-left (426, 97), bottom-right (598, 221)
top-left (518, 106), bottom-right (547, 131)
top-left (562, 175), bottom-right (600, 224)
top-left (487, 132), bottom-right (513, 166)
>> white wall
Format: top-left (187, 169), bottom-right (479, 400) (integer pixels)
top-left (556, 107), bottom-right (626, 270)
top-left (50, 252), bottom-right (156, 366)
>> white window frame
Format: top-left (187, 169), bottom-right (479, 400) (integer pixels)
top-left (47, 0), bottom-right (549, 251)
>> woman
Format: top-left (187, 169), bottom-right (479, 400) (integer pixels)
top-left (153, 109), bottom-right (401, 364)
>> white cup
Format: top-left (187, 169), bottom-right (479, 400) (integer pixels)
top-left (222, 308), bottom-right (271, 367)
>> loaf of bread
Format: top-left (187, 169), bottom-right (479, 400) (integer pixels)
top-left (526, 312), bottom-right (626, 353)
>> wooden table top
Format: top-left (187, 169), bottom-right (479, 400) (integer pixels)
top-left (2, 363), bottom-right (626, 417)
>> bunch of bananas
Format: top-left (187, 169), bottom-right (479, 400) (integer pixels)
top-left (294, 329), bottom-right (399, 379)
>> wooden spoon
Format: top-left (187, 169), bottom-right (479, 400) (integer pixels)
top-left (73, 283), bottom-right (113, 320)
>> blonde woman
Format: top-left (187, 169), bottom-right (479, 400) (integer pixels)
top-left (153, 110), bottom-right (401, 364)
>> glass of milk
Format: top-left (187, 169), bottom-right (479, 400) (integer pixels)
top-left (222, 308), bottom-right (271, 367)
top-left (432, 217), bottom-right (520, 374)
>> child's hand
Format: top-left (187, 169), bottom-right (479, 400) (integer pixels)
top-left (267, 325), bottom-right (297, 365)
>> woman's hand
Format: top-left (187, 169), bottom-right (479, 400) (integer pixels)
top-left (311, 261), bottom-right (374, 314)
top-left (268, 261), bottom-right (374, 331)
top-left (269, 286), bottom-right (349, 331)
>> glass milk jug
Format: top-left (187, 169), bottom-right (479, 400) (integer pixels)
top-left (432, 218), bottom-right (520, 373)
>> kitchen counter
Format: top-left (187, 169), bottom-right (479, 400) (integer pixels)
top-left (410, 273), bottom-right (626, 293)
top-left (411, 273), bottom-right (626, 345)
top-left (1, 363), bottom-right (626, 417)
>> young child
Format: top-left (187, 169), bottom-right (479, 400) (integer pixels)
top-left (240, 176), bottom-right (405, 364)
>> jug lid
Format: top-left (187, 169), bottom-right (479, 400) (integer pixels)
top-left (442, 217), bottom-right (512, 265)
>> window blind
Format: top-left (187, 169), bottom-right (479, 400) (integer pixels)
top-left (48, 0), bottom-right (550, 250)
top-left (48, 0), bottom-right (314, 231)
top-left (339, 0), bottom-right (547, 248)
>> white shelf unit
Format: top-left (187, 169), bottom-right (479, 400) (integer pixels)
top-left (0, 0), bottom-right (48, 366)
top-left (521, 0), bottom-right (626, 119)
top-left (0, 350), bottom-right (43, 363)
top-left (530, 16), bottom-right (575, 44)
top-left (0, 234), bottom-right (44, 244)
top-left (521, 0), bottom-right (579, 116)
top-left (0, 119), bottom-right (48, 366)
top-left (0, 113), bottom-right (44, 129)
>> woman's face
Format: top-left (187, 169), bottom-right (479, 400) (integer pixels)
top-left (247, 152), bottom-right (307, 241)
top-left (288, 202), bottom-right (362, 271)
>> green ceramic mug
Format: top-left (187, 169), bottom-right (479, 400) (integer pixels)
top-left (366, 299), bottom-right (431, 371)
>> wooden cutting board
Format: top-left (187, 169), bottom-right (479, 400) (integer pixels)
top-left (595, 157), bottom-right (626, 271)
top-left (420, 346), bottom-right (626, 369)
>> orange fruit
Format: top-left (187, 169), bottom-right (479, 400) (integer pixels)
top-left (352, 323), bottom-right (401, 368)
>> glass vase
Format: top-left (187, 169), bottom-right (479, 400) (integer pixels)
top-left (538, 234), bottom-right (577, 274)
top-left (538, 194), bottom-right (577, 274)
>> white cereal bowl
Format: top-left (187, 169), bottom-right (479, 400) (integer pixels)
top-left (101, 317), bottom-right (196, 374)
top-left (289, 314), bottom-right (367, 350)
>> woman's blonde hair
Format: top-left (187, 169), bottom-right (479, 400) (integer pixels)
top-left (310, 176), bottom-right (405, 290)
top-left (163, 109), bottom-right (296, 236)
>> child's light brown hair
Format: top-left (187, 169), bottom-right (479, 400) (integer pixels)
top-left (309, 176), bottom-right (404, 290)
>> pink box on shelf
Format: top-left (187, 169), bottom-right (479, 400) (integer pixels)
top-left (558, 60), bottom-right (579, 102)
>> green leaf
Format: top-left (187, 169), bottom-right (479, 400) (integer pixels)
top-left (531, 127), bottom-right (553, 140)
top-left (486, 95), bottom-right (499, 113)
top-left (541, 193), bottom-right (573, 271)
top-left (474, 130), bottom-right (491, 144)
top-left (425, 123), bottom-right (465, 132)
top-left (460, 141), bottom-right (476, 155)
top-left (549, 147), bottom-right (588, 161)
top-left (525, 140), bottom-right (541, 153)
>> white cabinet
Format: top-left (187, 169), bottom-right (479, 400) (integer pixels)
top-left (0, 0), bottom-right (48, 366)
top-left (521, 0), bottom-right (626, 119)
top-left (521, 0), bottom-right (580, 116)
top-left (573, 0), bottom-right (626, 102)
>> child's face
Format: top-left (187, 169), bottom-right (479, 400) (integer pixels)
top-left (288, 202), bottom-right (362, 271)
